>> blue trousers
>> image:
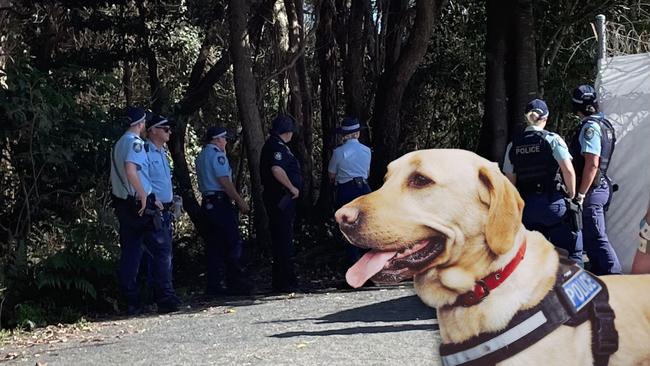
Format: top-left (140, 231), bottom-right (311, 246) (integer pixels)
top-left (335, 180), bottom-right (371, 264)
top-left (115, 199), bottom-right (176, 308)
top-left (582, 182), bottom-right (622, 275)
top-left (201, 195), bottom-right (245, 293)
top-left (522, 192), bottom-right (583, 266)
top-left (142, 211), bottom-right (174, 298)
top-left (264, 193), bottom-right (297, 290)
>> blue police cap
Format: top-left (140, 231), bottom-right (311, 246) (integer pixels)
top-left (146, 115), bottom-right (172, 130)
top-left (126, 106), bottom-right (146, 126)
top-left (335, 117), bottom-right (366, 134)
top-left (205, 126), bottom-right (236, 142)
top-left (572, 85), bottom-right (598, 113)
top-left (270, 114), bottom-right (296, 134)
top-left (525, 99), bottom-right (549, 119)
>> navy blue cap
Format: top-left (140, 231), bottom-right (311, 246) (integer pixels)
top-left (146, 115), bottom-right (172, 130)
top-left (335, 117), bottom-right (366, 134)
top-left (525, 99), bottom-right (549, 119)
top-left (270, 114), bottom-right (296, 134)
top-left (572, 85), bottom-right (598, 104)
top-left (126, 106), bottom-right (146, 126)
top-left (205, 126), bottom-right (236, 142)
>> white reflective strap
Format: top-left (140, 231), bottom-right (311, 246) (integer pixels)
top-left (342, 123), bottom-right (360, 131)
top-left (441, 311), bottom-right (548, 366)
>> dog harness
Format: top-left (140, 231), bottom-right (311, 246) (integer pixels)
top-left (439, 258), bottom-right (618, 366)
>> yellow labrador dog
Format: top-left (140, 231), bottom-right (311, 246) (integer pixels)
top-left (336, 149), bottom-right (650, 366)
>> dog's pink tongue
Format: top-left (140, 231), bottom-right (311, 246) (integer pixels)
top-left (346, 250), bottom-right (397, 288)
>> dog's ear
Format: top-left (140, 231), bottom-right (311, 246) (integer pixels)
top-left (478, 164), bottom-right (524, 255)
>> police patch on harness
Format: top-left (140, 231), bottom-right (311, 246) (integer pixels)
top-left (217, 156), bottom-right (225, 165)
top-left (561, 269), bottom-right (602, 313)
top-left (274, 152), bottom-right (282, 161)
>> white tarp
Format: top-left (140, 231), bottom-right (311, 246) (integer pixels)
top-left (597, 52), bottom-right (650, 273)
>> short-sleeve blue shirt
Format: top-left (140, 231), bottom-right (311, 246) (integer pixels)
top-left (578, 118), bottom-right (602, 156)
top-left (145, 140), bottom-right (173, 203)
top-left (327, 139), bottom-right (372, 184)
top-left (196, 144), bottom-right (232, 194)
top-left (502, 125), bottom-right (572, 174)
top-left (110, 132), bottom-right (152, 199)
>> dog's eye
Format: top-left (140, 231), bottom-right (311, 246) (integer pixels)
top-left (409, 173), bottom-right (433, 188)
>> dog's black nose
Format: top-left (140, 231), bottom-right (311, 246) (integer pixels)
top-left (335, 206), bottom-right (360, 227)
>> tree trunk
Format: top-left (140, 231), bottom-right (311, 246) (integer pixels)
top-left (343, 0), bottom-right (366, 121)
top-left (369, 0), bottom-right (439, 187)
top-left (477, 0), bottom-right (509, 162)
top-left (229, 0), bottom-right (271, 248)
top-left (511, 0), bottom-right (538, 135)
top-left (315, 0), bottom-right (338, 215)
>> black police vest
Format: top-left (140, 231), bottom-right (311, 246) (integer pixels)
top-left (569, 116), bottom-right (616, 188)
top-left (509, 130), bottom-right (559, 195)
top-left (260, 135), bottom-right (303, 199)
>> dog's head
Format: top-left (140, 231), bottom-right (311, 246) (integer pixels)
top-left (337, 149), bottom-right (524, 307)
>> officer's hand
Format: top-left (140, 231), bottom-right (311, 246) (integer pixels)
top-left (289, 186), bottom-right (299, 199)
top-left (138, 196), bottom-right (147, 216)
top-left (238, 201), bottom-right (250, 215)
top-left (574, 192), bottom-right (585, 206)
top-left (154, 200), bottom-right (164, 210)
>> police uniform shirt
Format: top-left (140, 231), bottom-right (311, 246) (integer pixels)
top-left (261, 135), bottom-right (302, 197)
top-left (110, 132), bottom-right (152, 199)
top-left (578, 117), bottom-right (603, 157)
top-left (145, 139), bottom-right (173, 203)
top-left (327, 138), bottom-right (371, 184)
top-left (503, 125), bottom-right (572, 174)
top-left (196, 144), bottom-right (232, 194)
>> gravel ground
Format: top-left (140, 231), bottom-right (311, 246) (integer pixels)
top-left (1, 284), bottom-right (442, 366)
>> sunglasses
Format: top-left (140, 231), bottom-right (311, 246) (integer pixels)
top-left (155, 126), bottom-right (171, 133)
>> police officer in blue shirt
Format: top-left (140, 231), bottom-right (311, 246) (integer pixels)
top-left (328, 117), bottom-right (371, 264)
top-left (142, 115), bottom-right (180, 309)
top-left (196, 126), bottom-right (251, 296)
top-left (569, 85), bottom-right (622, 275)
top-left (503, 99), bottom-right (583, 266)
top-left (260, 115), bottom-right (302, 293)
top-left (110, 106), bottom-right (178, 314)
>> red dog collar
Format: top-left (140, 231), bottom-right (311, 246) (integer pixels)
top-left (452, 240), bottom-right (527, 308)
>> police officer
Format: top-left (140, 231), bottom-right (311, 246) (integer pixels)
top-left (328, 117), bottom-right (371, 264)
top-left (142, 115), bottom-right (180, 309)
top-left (631, 199), bottom-right (650, 273)
top-left (110, 106), bottom-right (178, 314)
top-left (196, 126), bottom-right (251, 296)
top-left (569, 85), bottom-right (622, 275)
top-left (503, 99), bottom-right (583, 266)
top-left (260, 114), bottom-right (302, 293)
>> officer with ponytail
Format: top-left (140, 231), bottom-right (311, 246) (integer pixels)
top-left (503, 99), bottom-right (583, 265)
top-left (569, 84), bottom-right (621, 275)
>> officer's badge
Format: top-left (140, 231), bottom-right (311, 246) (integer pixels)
top-left (133, 142), bottom-right (143, 153)
top-left (274, 152), bottom-right (282, 161)
top-left (218, 156), bottom-right (226, 165)
top-left (584, 127), bottom-right (595, 140)
top-left (206, 203), bottom-right (213, 210)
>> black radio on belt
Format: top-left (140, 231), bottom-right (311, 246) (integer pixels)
top-left (352, 177), bottom-right (366, 189)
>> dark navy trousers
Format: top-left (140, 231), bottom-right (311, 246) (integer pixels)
top-left (264, 193), bottom-right (297, 290)
top-left (521, 191), bottom-right (583, 266)
top-left (582, 182), bottom-right (622, 275)
top-left (201, 194), bottom-right (245, 293)
top-left (335, 179), bottom-right (371, 264)
top-left (115, 198), bottom-right (175, 308)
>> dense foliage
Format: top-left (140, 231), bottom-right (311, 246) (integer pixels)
top-left (1, 0), bottom-right (648, 328)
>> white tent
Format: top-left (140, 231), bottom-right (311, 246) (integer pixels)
top-left (597, 52), bottom-right (650, 272)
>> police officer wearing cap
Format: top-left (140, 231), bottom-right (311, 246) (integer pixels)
top-left (196, 126), bottom-right (251, 296)
top-left (260, 114), bottom-right (302, 293)
top-left (503, 99), bottom-right (583, 266)
top-left (569, 84), bottom-right (622, 275)
top-left (142, 114), bottom-right (181, 309)
top-left (110, 106), bottom-right (178, 314)
top-left (328, 117), bottom-right (371, 264)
